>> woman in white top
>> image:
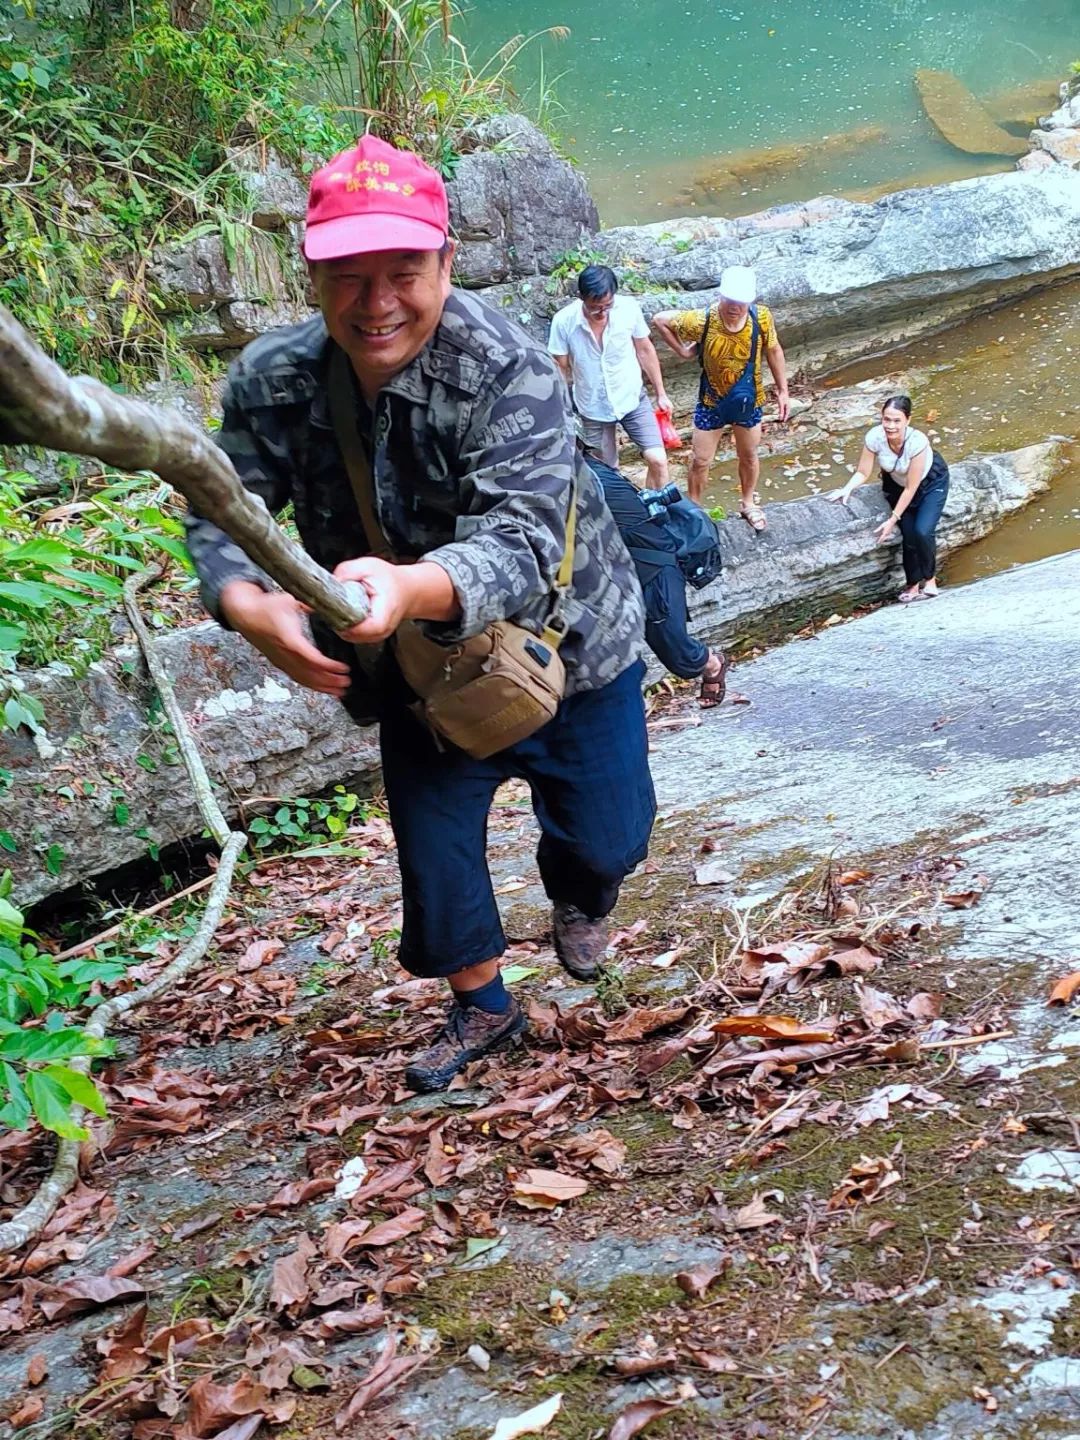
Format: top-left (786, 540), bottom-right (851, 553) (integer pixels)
top-left (833, 395), bottom-right (950, 603)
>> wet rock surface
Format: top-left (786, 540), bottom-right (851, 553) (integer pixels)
top-left (3, 552), bottom-right (1080, 1438)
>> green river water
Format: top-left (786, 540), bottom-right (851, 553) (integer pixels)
top-left (460, 2), bottom-right (1080, 577)
top-left (465, 0), bottom-right (1077, 223)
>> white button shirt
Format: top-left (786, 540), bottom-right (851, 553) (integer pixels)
top-left (548, 295), bottom-right (650, 422)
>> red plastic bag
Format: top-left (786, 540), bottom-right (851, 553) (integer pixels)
top-left (655, 409), bottom-right (683, 450)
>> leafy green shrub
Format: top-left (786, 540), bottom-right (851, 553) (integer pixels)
top-left (247, 786), bottom-right (365, 852)
top-left (0, 877), bottom-right (118, 1139)
top-left (0, 468), bottom-right (195, 731)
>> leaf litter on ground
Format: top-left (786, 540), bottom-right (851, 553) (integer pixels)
top-left (0, 841), bottom-right (1013, 1435)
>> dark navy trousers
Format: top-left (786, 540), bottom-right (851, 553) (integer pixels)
top-left (644, 566), bottom-right (710, 679)
top-left (379, 660), bottom-right (656, 979)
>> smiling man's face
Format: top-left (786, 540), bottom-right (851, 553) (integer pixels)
top-left (311, 245), bottom-right (454, 399)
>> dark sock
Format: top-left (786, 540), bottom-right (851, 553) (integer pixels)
top-left (453, 973), bottom-right (512, 1015)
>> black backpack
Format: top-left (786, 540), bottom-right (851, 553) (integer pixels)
top-left (650, 492), bottom-right (724, 589)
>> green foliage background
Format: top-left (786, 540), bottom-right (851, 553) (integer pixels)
top-left (0, 0), bottom-right (562, 1141)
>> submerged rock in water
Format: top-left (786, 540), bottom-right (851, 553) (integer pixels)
top-left (684, 124), bottom-right (889, 205)
top-left (915, 68), bottom-right (1028, 158)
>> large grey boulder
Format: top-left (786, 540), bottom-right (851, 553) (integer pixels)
top-left (625, 169), bottom-right (1080, 373)
top-left (447, 115), bottom-right (599, 287)
top-left (4, 444), bottom-right (1057, 906)
top-left (5, 628), bottom-right (377, 908)
top-left (482, 168), bottom-right (1080, 376)
top-left (149, 229), bottom-right (309, 351)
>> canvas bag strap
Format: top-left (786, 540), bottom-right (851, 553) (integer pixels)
top-left (327, 345), bottom-right (396, 563)
top-left (698, 304), bottom-right (712, 370)
top-left (540, 467), bottom-right (578, 651)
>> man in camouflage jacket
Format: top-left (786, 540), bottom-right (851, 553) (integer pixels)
top-left (185, 136), bottom-right (655, 1092)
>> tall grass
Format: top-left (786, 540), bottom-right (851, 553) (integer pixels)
top-left (314, 0), bottom-right (568, 171)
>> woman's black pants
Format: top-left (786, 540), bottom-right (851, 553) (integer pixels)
top-left (883, 456), bottom-right (950, 586)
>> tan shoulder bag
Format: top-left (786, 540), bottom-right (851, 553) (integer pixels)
top-left (327, 347), bottom-right (575, 759)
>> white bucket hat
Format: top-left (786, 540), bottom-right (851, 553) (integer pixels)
top-left (718, 265), bottom-right (757, 304)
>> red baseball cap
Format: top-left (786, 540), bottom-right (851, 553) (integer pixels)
top-left (302, 135), bottom-right (449, 262)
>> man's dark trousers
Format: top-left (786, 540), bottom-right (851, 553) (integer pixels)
top-left (380, 660), bottom-right (656, 979)
top-left (644, 565), bottom-right (710, 680)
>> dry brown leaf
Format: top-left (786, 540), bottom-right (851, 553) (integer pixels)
top-left (322, 1218), bottom-right (371, 1265)
top-left (265, 1177), bottom-right (335, 1210)
top-left (487, 1392), bottom-right (563, 1439)
top-left (611, 1351), bottom-right (678, 1376)
top-left (9, 1396), bottom-right (44, 1430)
top-left (836, 869), bottom-right (871, 886)
top-left (299, 1304), bottom-right (385, 1339)
top-left (675, 1255), bottom-right (730, 1298)
top-left (688, 1347), bottom-right (737, 1373)
top-left (857, 984), bottom-right (908, 1030)
top-left (96, 1303), bottom-right (150, 1384)
top-left (828, 1155), bottom-right (901, 1210)
top-left (879, 1037), bottom-right (920, 1063)
top-left (711, 1014), bottom-right (834, 1043)
top-left (742, 940), bottom-right (831, 972)
top-left (354, 1206), bottom-right (427, 1248)
top-left (145, 1317), bottom-right (213, 1358)
top-left (186, 1374), bottom-right (289, 1438)
top-left (424, 1128), bottom-right (455, 1186)
top-left (37, 1274), bottom-right (146, 1321)
top-left (269, 1234), bottom-right (316, 1312)
top-left (512, 1169), bottom-right (589, 1210)
top-left (1048, 971), bottom-right (1080, 1007)
top-left (851, 1084), bottom-right (944, 1130)
top-left (942, 875), bottom-right (989, 908)
top-left (334, 1334), bottom-right (425, 1430)
top-left (732, 1193), bottom-right (783, 1230)
top-left (557, 1129), bottom-right (627, 1175)
top-left (608, 1396), bottom-right (681, 1438)
top-left (106, 1241), bottom-right (158, 1277)
top-left (907, 991), bottom-right (943, 1019)
top-left (237, 939), bottom-right (284, 972)
top-left (605, 1004), bottom-right (690, 1043)
top-left (827, 946), bottom-right (882, 976)
top-left (207, 1420), bottom-right (264, 1440)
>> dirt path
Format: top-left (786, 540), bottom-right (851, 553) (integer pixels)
top-left (2, 554), bottom-right (1079, 1440)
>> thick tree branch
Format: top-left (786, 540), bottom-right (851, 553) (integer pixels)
top-left (0, 303), bottom-right (368, 631)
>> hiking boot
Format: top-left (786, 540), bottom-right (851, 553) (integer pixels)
top-left (552, 902), bottom-right (610, 981)
top-left (404, 997), bottom-right (527, 1094)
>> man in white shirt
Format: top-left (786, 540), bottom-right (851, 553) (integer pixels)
top-left (548, 265), bottom-right (673, 490)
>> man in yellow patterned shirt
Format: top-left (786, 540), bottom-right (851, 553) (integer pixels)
top-left (653, 266), bottom-right (788, 531)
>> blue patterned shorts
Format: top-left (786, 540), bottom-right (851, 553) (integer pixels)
top-left (694, 389), bottom-right (762, 432)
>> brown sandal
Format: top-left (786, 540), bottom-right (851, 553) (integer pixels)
top-left (699, 649), bottom-right (728, 708)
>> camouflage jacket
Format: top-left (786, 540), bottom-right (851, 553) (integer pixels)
top-left (184, 290), bottom-right (644, 721)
